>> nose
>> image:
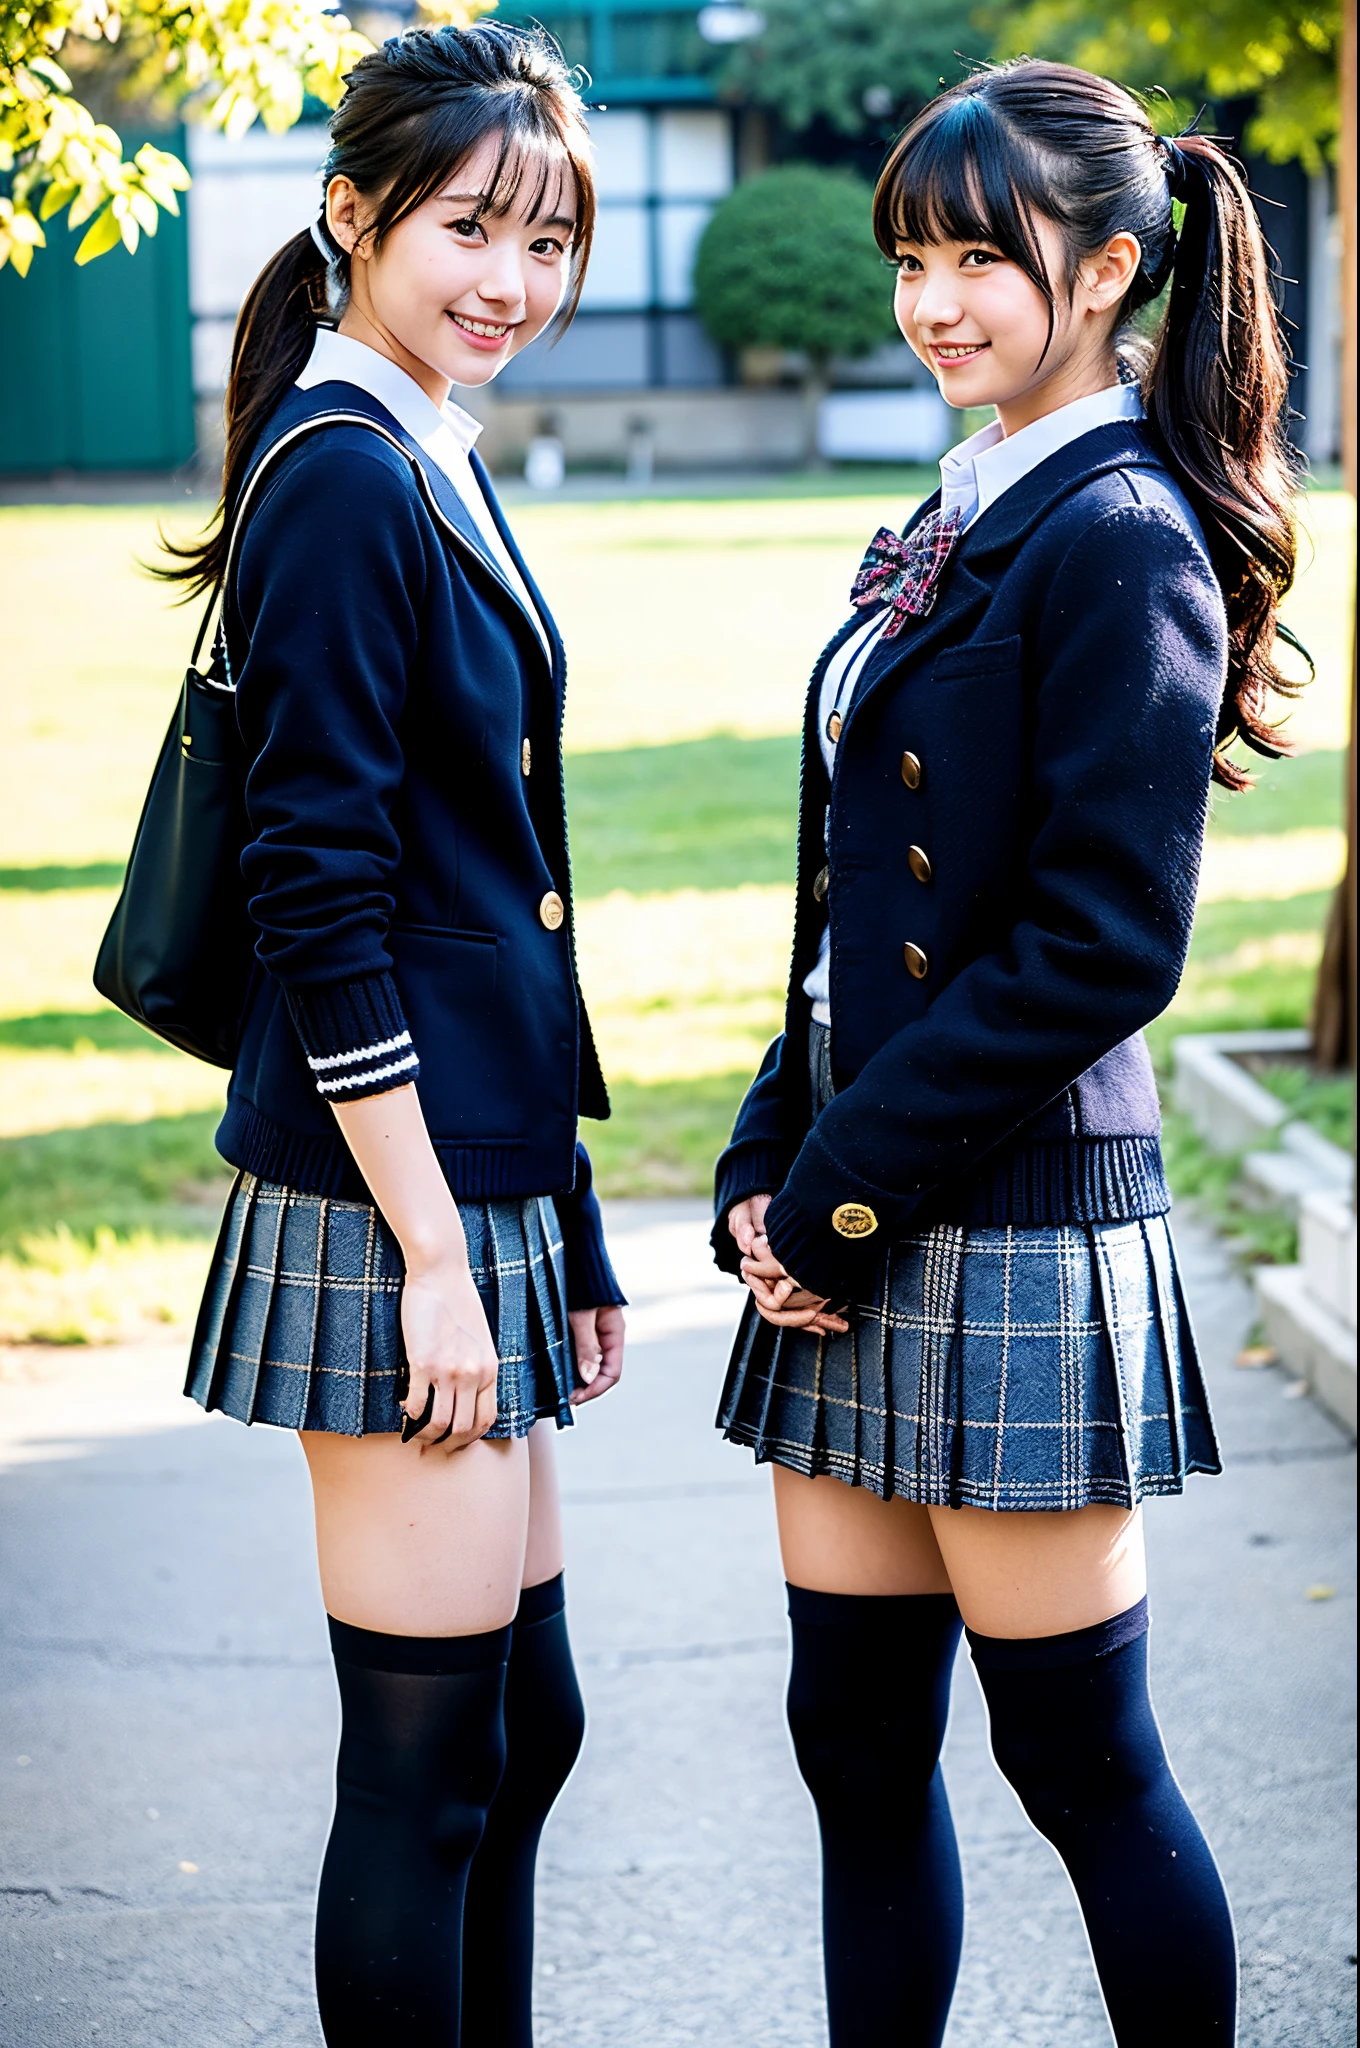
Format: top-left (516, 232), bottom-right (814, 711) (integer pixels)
top-left (475, 236), bottom-right (527, 314)
top-left (911, 268), bottom-right (964, 332)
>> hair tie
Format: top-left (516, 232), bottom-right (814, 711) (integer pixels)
top-left (1159, 135), bottom-right (1198, 206)
top-left (308, 209), bottom-right (349, 316)
top-left (1138, 134), bottom-right (1210, 302)
top-left (1159, 135), bottom-right (1214, 331)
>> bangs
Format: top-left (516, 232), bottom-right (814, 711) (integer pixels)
top-left (873, 91), bottom-right (1056, 311)
top-left (467, 106), bottom-right (580, 230)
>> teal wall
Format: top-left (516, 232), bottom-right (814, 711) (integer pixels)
top-left (0, 130), bottom-right (194, 474)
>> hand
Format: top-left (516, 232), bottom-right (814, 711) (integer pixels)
top-left (740, 1238), bottom-right (849, 1337)
top-left (728, 1193), bottom-right (772, 1259)
top-left (568, 1304), bottom-right (626, 1406)
top-left (399, 1254), bottom-right (500, 1452)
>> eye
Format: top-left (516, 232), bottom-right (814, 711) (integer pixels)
top-left (960, 247), bottom-right (1001, 267)
top-left (896, 252), bottom-right (923, 275)
top-left (448, 215), bottom-right (486, 242)
top-left (529, 234), bottom-right (568, 259)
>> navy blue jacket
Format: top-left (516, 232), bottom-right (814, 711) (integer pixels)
top-left (217, 379), bottom-right (621, 1310)
top-left (712, 422), bottom-right (1226, 1302)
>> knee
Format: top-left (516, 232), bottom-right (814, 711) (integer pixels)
top-left (986, 1721), bottom-right (1075, 1841)
top-left (530, 1677), bottom-right (586, 1794)
top-left (786, 1669), bottom-right (942, 1816)
top-left (501, 1659), bottom-right (585, 1814)
top-left (986, 1701), bottom-right (1166, 1847)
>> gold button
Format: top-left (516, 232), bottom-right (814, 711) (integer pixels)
top-left (813, 864), bottom-right (830, 903)
top-left (832, 1202), bottom-right (879, 1239)
top-left (827, 711), bottom-right (843, 742)
top-left (539, 891), bottom-right (565, 931)
top-left (900, 751), bottom-right (922, 790)
top-left (907, 844), bottom-right (932, 885)
top-left (903, 942), bottom-right (928, 979)
top-left (521, 737), bottom-right (532, 777)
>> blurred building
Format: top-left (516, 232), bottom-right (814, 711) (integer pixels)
top-left (0, 13), bottom-right (1345, 479)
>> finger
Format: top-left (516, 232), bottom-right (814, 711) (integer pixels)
top-left (401, 1379), bottom-right (436, 1444)
top-left (755, 1301), bottom-right (824, 1330)
top-left (458, 1375), bottom-right (498, 1448)
top-left (415, 1377), bottom-right (455, 1447)
top-left (451, 1367), bottom-right (483, 1444)
top-left (572, 1317), bottom-right (624, 1404)
top-left (745, 1272), bottom-right (785, 1311)
top-left (577, 1343), bottom-right (602, 1387)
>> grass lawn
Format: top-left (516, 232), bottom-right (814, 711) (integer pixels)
top-left (0, 483), bottom-right (1352, 1341)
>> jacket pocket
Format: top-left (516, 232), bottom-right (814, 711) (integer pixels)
top-left (387, 924), bottom-right (525, 1142)
top-left (930, 634), bottom-right (1023, 683)
top-left (390, 923), bottom-right (499, 1000)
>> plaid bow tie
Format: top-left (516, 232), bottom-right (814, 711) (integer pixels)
top-left (849, 506), bottom-right (964, 638)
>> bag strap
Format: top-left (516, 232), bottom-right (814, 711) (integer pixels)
top-left (192, 406), bottom-right (549, 696)
top-left (187, 412), bottom-right (421, 695)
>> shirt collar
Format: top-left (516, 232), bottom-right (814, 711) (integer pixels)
top-left (938, 381), bottom-right (1144, 530)
top-left (297, 327), bottom-right (484, 460)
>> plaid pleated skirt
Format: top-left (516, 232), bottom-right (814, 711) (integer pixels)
top-left (185, 1173), bottom-right (575, 1438)
top-left (718, 1028), bottom-right (1221, 1511)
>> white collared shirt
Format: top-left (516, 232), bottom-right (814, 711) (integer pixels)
top-left (803, 380), bottom-right (1145, 1024)
top-left (938, 379), bottom-right (1144, 532)
top-left (296, 327), bottom-right (550, 658)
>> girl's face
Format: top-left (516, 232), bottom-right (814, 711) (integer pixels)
top-left (893, 214), bottom-right (1140, 431)
top-left (328, 132), bottom-right (577, 401)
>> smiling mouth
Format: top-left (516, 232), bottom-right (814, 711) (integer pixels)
top-left (930, 341), bottom-right (990, 364)
top-left (448, 312), bottom-right (514, 343)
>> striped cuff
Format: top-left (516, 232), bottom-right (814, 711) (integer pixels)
top-left (286, 973), bottom-right (420, 1102)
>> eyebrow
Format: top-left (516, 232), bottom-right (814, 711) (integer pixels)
top-left (436, 189), bottom-right (577, 230)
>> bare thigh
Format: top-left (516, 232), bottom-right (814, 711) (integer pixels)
top-left (522, 1420), bottom-right (566, 1591)
top-left (300, 1428), bottom-right (531, 1637)
top-left (773, 1466), bottom-right (1146, 1637)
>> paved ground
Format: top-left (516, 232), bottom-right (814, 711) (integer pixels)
top-left (0, 1204), bottom-right (1354, 2048)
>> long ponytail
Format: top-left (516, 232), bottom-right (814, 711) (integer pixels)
top-left (873, 62), bottom-right (1304, 789)
top-left (163, 230), bottom-right (327, 597)
top-left (1146, 134), bottom-right (1301, 787)
top-left (160, 20), bottom-right (596, 601)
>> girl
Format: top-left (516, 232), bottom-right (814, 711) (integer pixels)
top-left (714, 60), bottom-right (1301, 2047)
top-left (167, 25), bottom-right (624, 2045)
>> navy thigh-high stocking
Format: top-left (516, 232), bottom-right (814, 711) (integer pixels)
top-left (460, 1574), bottom-right (586, 2048)
top-left (785, 1585), bottom-right (965, 2048)
top-left (315, 1616), bottom-right (510, 2048)
top-left (969, 1599), bottom-right (1238, 2043)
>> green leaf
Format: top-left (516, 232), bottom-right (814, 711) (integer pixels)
top-left (39, 180), bottom-right (78, 222)
top-left (74, 204), bottom-right (123, 266)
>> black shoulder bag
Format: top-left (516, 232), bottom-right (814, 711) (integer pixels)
top-left (95, 406), bottom-right (509, 1068)
top-left (92, 541), bottom-right (254, 1069)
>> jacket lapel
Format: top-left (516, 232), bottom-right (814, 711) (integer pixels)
top-left (278, 382), bottom-right (556, 677)
top-left (470, 448), bottom-right (565, 691)
top-left (842, 421), bottom-right (1165, 734)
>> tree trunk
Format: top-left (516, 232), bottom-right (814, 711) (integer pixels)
top-left (1309, 0), bottom-right (1357, 1077)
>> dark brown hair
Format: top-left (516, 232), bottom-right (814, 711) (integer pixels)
top-left (163, 21), bottom-right (595, 597)
top-left (873, 60), bottom-right (1303, 789)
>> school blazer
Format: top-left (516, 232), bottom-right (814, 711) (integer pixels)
top-left (216, 379), bottom-right (620, 1309)
top-left (712, 422), bottom-right (1228, 1303)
